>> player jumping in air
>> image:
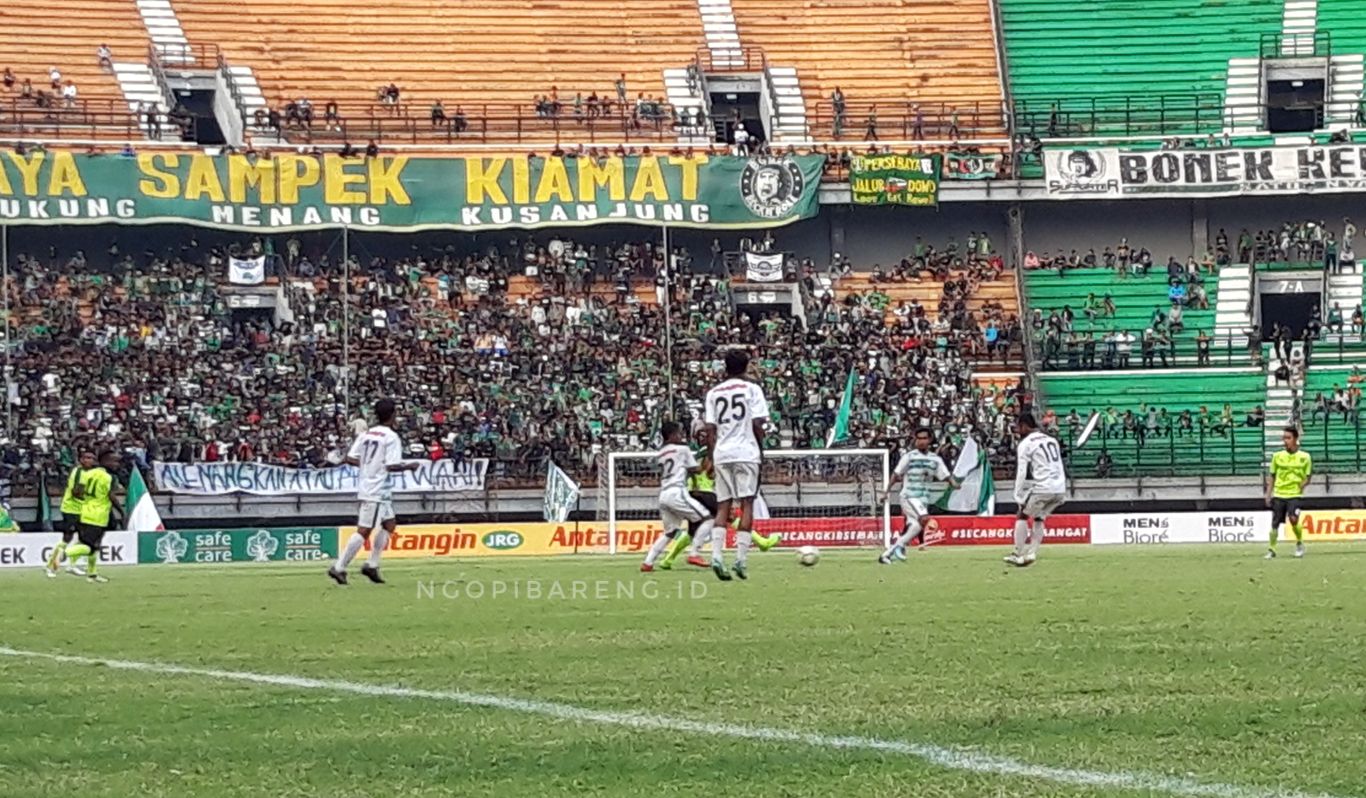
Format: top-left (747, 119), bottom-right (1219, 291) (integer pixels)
top-left (46, 449), bottom-right (95, 577)
top-left (641, 421), bottom-right (718, 572)
top-left (62, 450), bottom-right (122, 583)
top-left (877, 427), bottom-right (958, 564)
top-left (329, 398), bottom-right (419, 585)
top-left (1009, 413), bottom-right (1067, 567)
top-left (704, 350), bottom-right (769, 581)
top-left (1265, 426), bottom-right (1311, 559)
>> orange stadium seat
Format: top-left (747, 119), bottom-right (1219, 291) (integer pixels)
top-left (175, 0), bottom-right (706, 143)
top-left (0, 0), bottom-right (149, 140)
top-left (729, 0), bottom-right (1006, 138)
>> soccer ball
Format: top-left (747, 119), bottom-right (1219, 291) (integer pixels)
top-left (797, 546), bottom-right (820, 567)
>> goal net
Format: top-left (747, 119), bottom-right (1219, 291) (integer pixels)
top-left (596, 449), bottom-right (891, 555)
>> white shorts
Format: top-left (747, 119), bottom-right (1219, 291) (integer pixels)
top-left (659, 488), bottom-right (710, 534)
top-left (900, 495), bottom-right (929, 522)
top-left (357, 499), bottom-right (396, 529)
top-left (1020, 491), bottom-right (1066, 520)
top-left (714, 461), bottom-right (760, 502)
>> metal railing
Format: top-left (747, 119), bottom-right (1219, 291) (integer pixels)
top-left (1013, 94), bottom-right (1226, 138)
top-left (1035, 333), bottom-right (1248, 371)
top-left (151, 42), bottom-right (222, 71)
top-left (1260, 31), bottom-right (1331, 59)
top-left (258, 100), bottom-right (710, 146)
top-left (809, 100), bottom-right (1007, 141)
top-left (694, 46), bottom-right (766, 73)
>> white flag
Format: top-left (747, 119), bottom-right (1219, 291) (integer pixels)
top-left (935, 437), bottom-right (996, 515)
top-left (744, 252), bottom-right (784, 282)
top-left (544, 461), bottom-right (581, 523)
top-left (229, 256), bottom-right (266, 285)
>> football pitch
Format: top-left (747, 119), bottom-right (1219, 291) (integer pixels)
top-left (3, 545), bottom-right (1364, 798)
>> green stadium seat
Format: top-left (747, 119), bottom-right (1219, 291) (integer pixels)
top-left (1041, 370), bottom-right (1266, 476)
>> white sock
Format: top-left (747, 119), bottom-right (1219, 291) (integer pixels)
top-left (644, 532), bottom-right (672, 565)
top-left (689, 519), bottom-right (714, 556)
top-left (1012, 519), bottom-right (1028, 558)
top-left (366, 527), bottom-right (390, 569)
top-left (336, 532), bottom-right (366, 571)
top-left (735, 530), bottom-right (752, 566)
top-left (711, 523), bottom-right (726, 561)
top-left (1027, 519), bottom-right (1045, 559)
top-left (885, 518), bottom-right (922, 557)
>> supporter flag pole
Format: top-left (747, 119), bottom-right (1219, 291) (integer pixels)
top-left (825, 365), bottom-right (856, 446)
top-left (1, 224), bottom-right (9, 437)
top-left (341, 224), bottom-right (350, 420)
top-left (661, 221), bottom-right (675, 416)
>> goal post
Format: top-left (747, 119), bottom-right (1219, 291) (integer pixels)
top-left (597, 448), bottom-right (892, 555)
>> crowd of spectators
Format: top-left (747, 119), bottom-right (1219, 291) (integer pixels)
top-left (1, 233), bottom-right (1021, 493)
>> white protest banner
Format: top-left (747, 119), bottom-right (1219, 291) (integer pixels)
top-left (744, 251), bottom-right (784, 282)
top-left (229, 256), bottom-right (267, 285)
top-left (0, 531), bottom-right (137, 568)
top-left (153, 459), bottom-right (488, 496)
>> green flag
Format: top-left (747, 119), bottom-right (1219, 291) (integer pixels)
top-left (828, 367), bottom-right (857, 446)
top-left (37, 472), bottom-right (53, 531)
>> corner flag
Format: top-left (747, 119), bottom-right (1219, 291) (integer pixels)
top-left (827, 366), bottom-right (857, 446)
top-left (125, 468), bottom-right (165, 532)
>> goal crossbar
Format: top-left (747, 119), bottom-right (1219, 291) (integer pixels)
top-left (601, 448), bottom-right (892, 555)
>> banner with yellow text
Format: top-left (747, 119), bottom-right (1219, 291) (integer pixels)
top-left (0, 152), bottom-right (824, 231)
top-left (849, 153), bottom-right (940, 206)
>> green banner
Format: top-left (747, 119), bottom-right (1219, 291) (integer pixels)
top-left (138, 527), bottom-right (339, 564)
top-left (849, 153), bottom-right (940, 206)
top-left (943, 151), bottom-right (1003, 181)
top-left (0, 151), bottom-right (824, 231)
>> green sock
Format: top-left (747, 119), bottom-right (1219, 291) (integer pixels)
top-left (1268, 527), bottom-right (1279, 549)
top-left (662, 533), bottom-right (691, 564)
top-left (86, 551), bottom-right (98, 576)
top-left (1291, 521), bottom-right (1304, 544)
top-left (66, 543), bottom-right (91, 559)
top-left (46, 542), bottom-right (66, 569)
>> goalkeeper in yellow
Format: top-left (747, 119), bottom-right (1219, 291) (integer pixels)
top-left (1265, 426), bottom-right (1312, 559)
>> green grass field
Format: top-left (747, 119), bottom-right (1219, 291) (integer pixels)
top-left (2, 545), bottom-right (1365, 798)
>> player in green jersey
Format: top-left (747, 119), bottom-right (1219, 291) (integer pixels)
top-left (1265, 426), bottom-right (1312, 559)
top-left (46, 450), bottom-right (95, 577)
top-left (63, 451), bottom-right (121, 582)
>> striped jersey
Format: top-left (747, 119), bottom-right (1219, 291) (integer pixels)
top-left (894, 450), bottom-right (951, 501)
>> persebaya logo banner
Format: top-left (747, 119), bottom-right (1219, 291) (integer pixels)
top-left (849, 153), bottom-right (940, 206)
top-left (138, 528), bottom-right (339, 564)
top-left (1045, 145), bottom-right (1366, 199)
top-left (0, 151), bottom-right (824, 231)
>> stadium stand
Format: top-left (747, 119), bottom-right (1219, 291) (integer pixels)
top-left (729, 0), bottom-right (1006, 140)
top-left (1024, 266), bottom-right (1221, 368)
top-left (1298, 365), bottom-right (1365, 470)
top-left (173, 0), bottom-right (705, 144)
top-left (1000, 0), bottom-right (1284, 135)
top-left (2, 232), bottom-right (1021, 492)
top-left (1040, 370), bottom-right (1268, 476)
top-left (0, 0), bottom-right (150, 141)
top-left (1318, 0), bottom-right (1366, 53)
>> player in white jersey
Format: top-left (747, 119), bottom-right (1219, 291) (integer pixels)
top-left (328, 398), bottom-right (419, 585)
top-left (1009, 412), bottom-right (1068, 567)
top-left (703, 350), bottom-right (769, 581)
top-left (877, 427), bottom-right (958, 564)
top-left (640, 421), bottom-right (718, 572)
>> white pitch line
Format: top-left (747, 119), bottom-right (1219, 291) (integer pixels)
top-left (0, 646), bottom-right (1352, 798)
